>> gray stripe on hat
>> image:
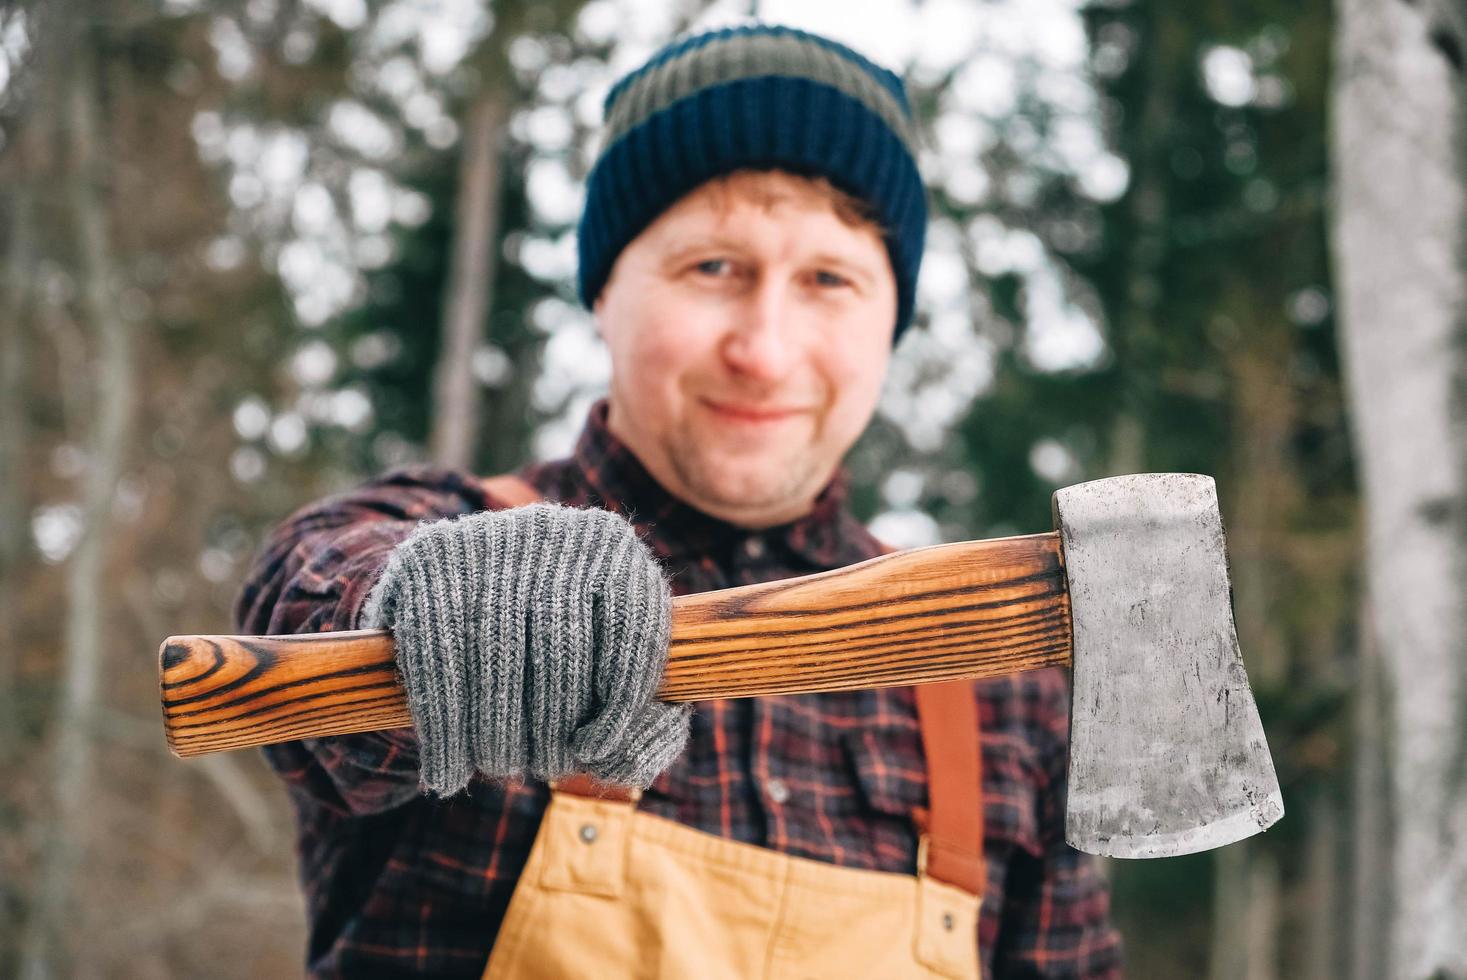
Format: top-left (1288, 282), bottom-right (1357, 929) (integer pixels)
top-left (602, 31), bottom-right (918, 156)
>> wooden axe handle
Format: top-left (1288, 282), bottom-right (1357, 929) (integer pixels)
top-left (160, 533), bottom-right (1072, 758)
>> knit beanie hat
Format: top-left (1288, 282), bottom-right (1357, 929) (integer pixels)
top-left (576, 24), bottom-right (927, 341)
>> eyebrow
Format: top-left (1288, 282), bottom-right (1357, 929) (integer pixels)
top-left (659, 235), bottom-right (746, 263)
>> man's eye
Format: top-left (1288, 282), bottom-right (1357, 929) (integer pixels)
top-left (694, 259), bottom-right (729, 276)
top-left (814, 270), bottom-right (849, 288)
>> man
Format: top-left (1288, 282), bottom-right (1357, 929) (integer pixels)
top-left (236, 23), bottom-right (1122, 978)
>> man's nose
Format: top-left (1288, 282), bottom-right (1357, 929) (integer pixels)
top-left (719, 278), bottom-right (796, 381)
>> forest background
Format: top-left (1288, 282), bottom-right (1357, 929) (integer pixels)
top-left (3, 0), bottom-right (1465, 977)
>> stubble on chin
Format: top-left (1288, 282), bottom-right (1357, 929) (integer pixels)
top-left (662, 424), bottom-right (823, 515)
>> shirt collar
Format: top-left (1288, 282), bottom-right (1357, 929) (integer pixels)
top-left (568, 399), bottom-right (880, 570)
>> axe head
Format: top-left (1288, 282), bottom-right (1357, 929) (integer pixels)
top-left (1053, 473), bottom-right (1284, 858)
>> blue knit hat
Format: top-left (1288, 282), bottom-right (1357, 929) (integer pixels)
top-left (577, 24), bottom-right (927, 341)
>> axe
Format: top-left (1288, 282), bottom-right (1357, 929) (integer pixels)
top-left (159, 473), bottom-right (1283, 858)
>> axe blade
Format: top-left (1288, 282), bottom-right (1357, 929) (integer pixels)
top-left (1054, 473), bottom-right (1284, 859)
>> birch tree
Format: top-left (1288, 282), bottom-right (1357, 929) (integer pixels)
top-left (1332, 0), bottom-right (1467, 974)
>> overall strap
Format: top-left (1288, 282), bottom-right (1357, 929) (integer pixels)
top-left (876, 536), bottom-right (985, 898)
top-left (914, 680), bottom-right (986, 897)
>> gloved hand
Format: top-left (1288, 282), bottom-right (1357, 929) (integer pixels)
top-left (361, 502), bottom-right (691, 796)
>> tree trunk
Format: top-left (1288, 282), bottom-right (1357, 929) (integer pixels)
top-left (0, 131), bottom-right (38, 748)
top-left (430, 89), bottom-right (509, 470)
top-left (1302, 796), bottom-right (1340, 980)
top-left (1350, 600), bottom-right (1391, 980)
top-left (1209, 843), bottom-right (1251, 980)
top-left (19, 28), bottom-right (136, 979)
top-left (1210, 316), bottom-right (1293, 980)
top-left (1332, 0), bottom-right (1467, 974)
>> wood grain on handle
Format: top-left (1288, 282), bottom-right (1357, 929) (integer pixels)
top-left (160, 533), bottom-right (1072, 758)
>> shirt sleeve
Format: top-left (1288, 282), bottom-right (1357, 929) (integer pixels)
top-left (232, 465), bottom-right (491, 818)
top-left (991, 669), bottom-right (1124, 978)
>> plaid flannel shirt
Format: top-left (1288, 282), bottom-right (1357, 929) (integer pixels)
top-left (234, 400), bottom-right (1122, 978)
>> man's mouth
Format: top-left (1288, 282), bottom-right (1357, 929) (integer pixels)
top-left (701, 398), bottom-right (804, 425)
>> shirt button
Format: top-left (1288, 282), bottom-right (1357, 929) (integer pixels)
top-left (743, 536), bottom-right (766, 560)
top-left (766, 777), bottom-right (790, 804)
top-left (579, 823), bottom-right (598, 844)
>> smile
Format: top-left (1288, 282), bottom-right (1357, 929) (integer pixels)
top-left (701, 399), bottom-right (804, 425)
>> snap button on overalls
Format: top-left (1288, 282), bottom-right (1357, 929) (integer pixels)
top-left (481, 680), bottom-right (985, 980)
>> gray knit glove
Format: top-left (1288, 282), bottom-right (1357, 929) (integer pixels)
top-left (361, 503), bottom-right (691, 796)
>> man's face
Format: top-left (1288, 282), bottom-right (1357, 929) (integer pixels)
top-left (593, 172), bottom-right (898, 529)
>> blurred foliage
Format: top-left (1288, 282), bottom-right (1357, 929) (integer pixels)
top-left (999, 2), bottom-right (1352, 975)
